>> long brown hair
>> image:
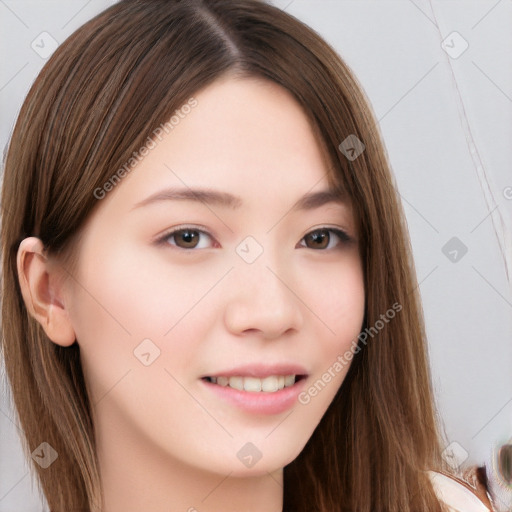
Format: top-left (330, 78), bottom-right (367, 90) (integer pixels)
top-left (1, 1), bottom-right (448, 510)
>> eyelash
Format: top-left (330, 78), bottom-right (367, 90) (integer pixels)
top-left (155, 225), bottom-right (353, 251)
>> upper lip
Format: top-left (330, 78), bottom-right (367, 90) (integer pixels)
top-left (203, 363), bottom-right (308, 379)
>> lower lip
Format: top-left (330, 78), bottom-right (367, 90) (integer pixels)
top-left (201, 377), bottom-right (308, 415)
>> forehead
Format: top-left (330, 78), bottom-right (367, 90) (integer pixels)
top-left (98, 76), bottom-right (343, 215)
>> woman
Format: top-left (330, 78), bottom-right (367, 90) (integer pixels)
top-left (0, 1), bottom-right (496, 510)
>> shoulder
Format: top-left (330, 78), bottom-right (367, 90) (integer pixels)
top-left (428, 470), bottom-right (494, 512)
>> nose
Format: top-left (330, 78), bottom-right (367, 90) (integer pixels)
top-left (223, 257), bottom-right (304, 340)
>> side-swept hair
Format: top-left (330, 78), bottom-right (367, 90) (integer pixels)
top-left (1, 1), bottom-right (446, 510)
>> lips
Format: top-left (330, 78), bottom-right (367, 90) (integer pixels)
top-left (201, 365), bottom-right (308, 415)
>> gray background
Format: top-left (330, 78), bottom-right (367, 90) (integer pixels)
top-left (1, 1), bottom-right (511, 510)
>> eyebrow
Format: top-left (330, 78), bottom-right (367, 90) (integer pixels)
top-left (131, 186), bottom-right (347, 212)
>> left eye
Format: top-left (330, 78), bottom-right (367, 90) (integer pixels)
top-left (298, 228), bottom-right (351, 250)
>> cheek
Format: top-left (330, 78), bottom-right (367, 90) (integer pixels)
top-left (296, 253), bottom-right (365, 396)
top-left (65, 242), bottom-right (224, 399)
top-left (300, 252), bottom-right (365, 344)
top-left (68, 235), bottom-right (220, 334)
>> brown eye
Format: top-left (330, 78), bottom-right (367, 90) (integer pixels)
top-left (300, 228), bottom-right (351, 250)
top-left (173, 229), bottom-right (199, 248)
top-left (162, 228), bottom-right (214, 249)
top-left (304, 229), bottom-right (330, 249)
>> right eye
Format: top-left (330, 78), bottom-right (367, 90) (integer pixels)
top-left (156, 226), bottom-right (217, 250)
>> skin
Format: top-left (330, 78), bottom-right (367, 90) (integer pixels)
top-left (17, 75), bottom-right (365, 512)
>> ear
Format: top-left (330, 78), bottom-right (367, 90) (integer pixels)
top-left (16, 237), bottom-right (76, 347)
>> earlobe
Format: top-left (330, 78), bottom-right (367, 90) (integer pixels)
top-left (16, 237), bottom-right (76, 347)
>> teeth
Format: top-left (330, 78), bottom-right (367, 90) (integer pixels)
top-left (261, 376), bottom-right (278, 392)
top-left (284, 375), bottom-right (295, 387)
top-left (207, 375), bottom-right (297, 392)
top-left (217, 376), bottom-right (228, 386)
top-left (243, 377), bottom-right (262, 392)
top-left (229, 376), bottom-right (244, 391)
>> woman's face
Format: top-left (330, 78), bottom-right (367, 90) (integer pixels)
top-left (61, 75), bottom-right (365, 477)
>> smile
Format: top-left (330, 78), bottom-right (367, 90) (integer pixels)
top-left (201, 374), bottom-right (308, 415)
top-left (203, 374), bottom-right (302, 392)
